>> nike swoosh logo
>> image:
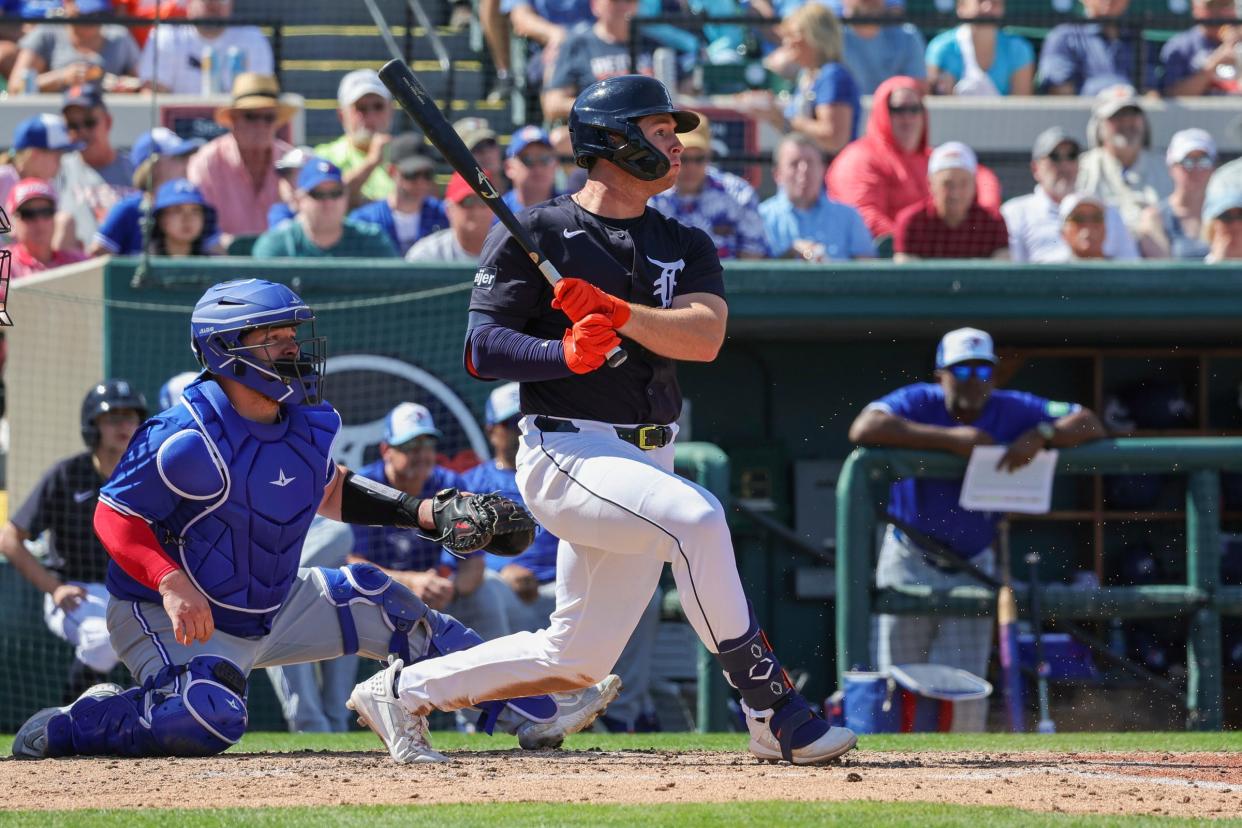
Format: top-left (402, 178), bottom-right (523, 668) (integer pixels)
top-left (562, 229), bottom-right (586, 238)
top-left (73, 489), bottom-right (96, 504)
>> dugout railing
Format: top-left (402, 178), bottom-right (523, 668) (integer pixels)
top-left (835, 439), bottom-right (1242, 731)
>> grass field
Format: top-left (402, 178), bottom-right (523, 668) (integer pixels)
top-left (3, 731), bottom-right (1241, 826)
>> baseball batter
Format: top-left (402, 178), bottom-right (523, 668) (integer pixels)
top-left (351, 76), bottom-right (857, 764)
top-left (11, 278), bottom-right (619, 762)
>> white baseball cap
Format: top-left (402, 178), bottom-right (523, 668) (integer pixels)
top-left (1165, 128), bottom-right (1217, 166)
top-left (1058, 192), bottom-right (1107, 224)
top-left (384, 402), bottom-right (442, 445)
top-left (485, 382), bottom-right (521, 426)
top-left (928, 141), bottom-right (978, 177)
top-left (337, 69), bottom-right (392, 108)
top-left (936, 327), bottom-right (996, 368)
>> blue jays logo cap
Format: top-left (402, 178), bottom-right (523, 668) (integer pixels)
top-left (485, 382), bottom-right (521, 425)
top-left (297, 158), bottom-right (343, 192)
top-left (506, 125), bottom-right (552, 159)
top-left (384, 402), bottom-right (443, 445)
top-left (14, 114), bottom-right (85, 152)
top-left (936, 327), bottom-right (996, 369)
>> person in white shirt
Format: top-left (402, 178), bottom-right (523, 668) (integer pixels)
top-left (1001, 126), bottom-right (1138, 263)
top-left (138, 0), bottom-right (273, 95)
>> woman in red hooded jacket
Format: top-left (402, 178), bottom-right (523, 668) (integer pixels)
top-left (826, 75), bottom-right (1000, 242)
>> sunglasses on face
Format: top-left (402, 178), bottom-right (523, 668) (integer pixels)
top-left (307, 187), bottom-right (345, 201)
top-left (889, 104), bottom-right (924, 116)
top-left (457, 196), bottom-right (487, 208)
top-left (947, 363), bottom-right (994, 382)
top-left (1219, 209), bottom-right (1242, 223)
top-left (400, 169), bottom-right (433, 181)
top-left (239, 111), bottom-right (278, 124)
top-left (1047, 149), bottom-right (1080, 163)
top-left (17, 205), bottom-right (55, 221)
top-left (1067, 211), bottom-right (1105, 225)
top-left (66, 116), bottom-right (99, 132)
top-left (391, 438), bottom-right (436, 454)
top-left (1177, 156), bottom-right (1214, 171)
top-left (516, 154), bottom-right (557, 168)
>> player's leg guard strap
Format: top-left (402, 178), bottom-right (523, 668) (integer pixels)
top-left (148, 655), bottom-right (248, 756)
top-left (317, 564), bottom-right (431, 663)
top-left (715, 613), bottom-right (791, 714)
top-left (46, 686), bottom-right (157, 757)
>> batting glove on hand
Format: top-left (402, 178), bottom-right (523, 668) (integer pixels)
top-left (562, 313), bottom-right (620, 374)
top-left (552, 278), bottom-right (631, 328)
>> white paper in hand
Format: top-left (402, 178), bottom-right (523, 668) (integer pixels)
top-left (958, 445), bottom-right (1058, 514)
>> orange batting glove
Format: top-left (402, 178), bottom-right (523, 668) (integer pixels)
top-left (562, 313), bottom-right (620, 374)
top-left (552, 278), bottom-right (631, 328)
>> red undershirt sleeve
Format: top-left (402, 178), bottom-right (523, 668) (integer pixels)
top-left (94, 501), bottom-right (180, 591)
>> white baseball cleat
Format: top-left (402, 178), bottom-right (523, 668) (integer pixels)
top-left (516, 674), bottom-right (622, 750)
top-left (12, 682), bottom-right (125, 759)
top-left (348, 659), bottom-right (448, 764)
top-left (743, 701), bottom-right (858, 765)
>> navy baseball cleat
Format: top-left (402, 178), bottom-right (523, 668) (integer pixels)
top-left (349, 659), bottom-right (448, 764)
top-left (517, 674), bottom-right (622, 750)
top-left (743, 693), bottom-right (857, 765)
top-left (12, 683), bottom-right (125, 759)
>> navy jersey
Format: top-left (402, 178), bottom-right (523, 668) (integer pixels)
top-left (462, 460), bottom-right (559, 583)
top-left (469, 194), bottom-right (725, 424)
top-left (871, 383), bottom-right (1079, 556)
top-left (350, 460), bottom-right (466, 572)
top-left (11, 452), bottom-right (109, 583)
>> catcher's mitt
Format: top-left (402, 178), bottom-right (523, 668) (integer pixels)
top-left (426, 489), bottom-right (535, 557)
top-left (477, 492), bottom-right (537, 558)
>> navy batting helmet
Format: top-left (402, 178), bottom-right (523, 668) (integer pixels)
top-left (81, 379), bottom-right (148, 447)
top-left (568, 75), bottom-right (699, 181)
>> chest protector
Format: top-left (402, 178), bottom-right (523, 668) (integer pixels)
top-left (162, 381), bottom-right (339, 637)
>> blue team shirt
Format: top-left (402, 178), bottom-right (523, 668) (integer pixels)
top-left (461, 460), bottom-right (559, 583)
top-left (1037, 23), bottom-right (1158, 95)
top-left (95, 191), bottom-right (220, 254)
top-left (925, 27), bottom-right (1035, 96)
top-left (872, 383), bottom-right (1078, 556)
top-left (350, 460), bottom-right (466, 572)
top-left (348, 198), bottom-right (448, 255)
top-left (759, 189), bottom-right (874, 260)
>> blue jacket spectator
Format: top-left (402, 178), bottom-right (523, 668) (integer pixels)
top-left (760, 132), bottom-right (874, 261)
top-left (1037, 0), bottom-right (1158, 94)
top-left (346, 135), bottom-right (448, 255)
top-left (925, 0), bottom-right (1034, 96)
top-left (1159, 0), bottom-right (1242, 96)
top-left (841, 0), bottom-right (925, 94)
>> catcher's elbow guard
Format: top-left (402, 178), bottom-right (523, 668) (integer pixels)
top-left (339, 470), bottom-right (423, 528)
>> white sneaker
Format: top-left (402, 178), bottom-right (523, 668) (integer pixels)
top-left (516, 674), bottom-right (622, 750)
top-left (11, 683), bottom-right (125, 759)
top-left (743, 702), bottom-right (857, 765)
top-left (348, 659), bottom-right (447, 764)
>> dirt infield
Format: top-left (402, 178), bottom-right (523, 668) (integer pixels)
top-left (4, 748), bottom-right (1242, 817)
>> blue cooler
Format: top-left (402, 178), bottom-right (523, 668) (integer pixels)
top-left (842, 663), bottom-right (992, 733)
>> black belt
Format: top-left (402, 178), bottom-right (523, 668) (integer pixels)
top-left (533, 415), bottom-right (673, 450)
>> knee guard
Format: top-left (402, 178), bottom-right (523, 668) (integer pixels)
top-left (45, 656), bottom-right (247, 758)
top-left (147, 656), bottom-right (248, 757)
top-left (316, 564), bottom-right (429, 664)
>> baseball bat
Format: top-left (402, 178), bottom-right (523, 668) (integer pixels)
top-left (996, 518), bottom-right (1026, 732)
top-left (377, 59), bottom-right (627, 368)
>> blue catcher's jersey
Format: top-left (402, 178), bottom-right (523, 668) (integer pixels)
top-left (102, 377), bottom-right (341, 637)
top-left (461, 461), bottom-right (559, 583)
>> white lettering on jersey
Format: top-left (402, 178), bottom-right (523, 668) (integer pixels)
top-left (645, 256), bottom-right (685, 309)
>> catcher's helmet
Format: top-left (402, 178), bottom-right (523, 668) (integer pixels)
top-left (568, 75), bottom-right (699, 181)
top-left (190, 279), bottom-right (325, 405)
top-left (81, 379), bottom-right (148, 447)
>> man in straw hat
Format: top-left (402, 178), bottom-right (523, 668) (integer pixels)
top-left (187, 72), bottom-right (297, 236)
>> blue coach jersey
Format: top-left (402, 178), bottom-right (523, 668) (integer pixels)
top-left (101, 378), bottom-right (341, 637)
top-left (462, 461), bottom-right (559, 583)
top-left (871, 383), bottom-right (1079, 557)
top-left (350, 460), bottom-right (467, 572)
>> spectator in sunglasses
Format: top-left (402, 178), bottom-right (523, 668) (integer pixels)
top-left (147, 178), bottom-right (213, 257)
top-left (347, 133), bottom-right (447, 255)
top-left (1001, 127), bottom-right (1138, 262)
top-left (187, 72), bottom-right (295, 236)
top-left (404, 172), bottom-right (492, 262)
top-left (1057, 192), bottom-right (1111, 259)
top-left (251, 158), bottom-right (397, 259)
top-left (315, 70), bottom-right (396, 208)
top-left (501, 125), bottom-right (563, 214)
top-left (0, 114), bottom-right (85, 254)
top-left (849, 327), bottom-right (1104, 731)
top-left (267, 144), bottom-right (314, 229)
top-left (8, 0), bottom-right (141, 95)
top-left (1204, 191), bottom-right (1242, 262)
top-left (5, 179), bottom-right (88, 279)
top-left (56, 83), bottom-right (132, 251)
top-left (1138, 128), bottom-right (1216, 260)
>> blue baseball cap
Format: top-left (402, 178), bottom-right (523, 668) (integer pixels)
top-left (130, 127), bottom-right (204, 168)
top-left (384, 402), bottom-right (443, 445)
top-left (75, 0), bottom-right (113, 13)
top-left (62, 82), bottom-right (105, 112)
top-left (506, 124), bottom-right (552, 159)
top-left (13, 114), bottom-right (85, 152)
top-left (485, 382), bottom-right (521, 425)
top-left (154, 178), bottom-right (206, 212)
top-left (297, 157), bottom-right (343, 192)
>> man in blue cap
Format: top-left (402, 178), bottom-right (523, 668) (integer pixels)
top-left (848, 326), bottom-right (1104, 730)
top-left (349, 402), bottom-right (510, 642)
top-left (57, 83), bottom-right (132, 249)
top-left (501, 125), bottom-right (561, 214)
top-left (252, 157), bottom-right (397, 259)
top-left (90, 127), bottom-right (205, 256)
